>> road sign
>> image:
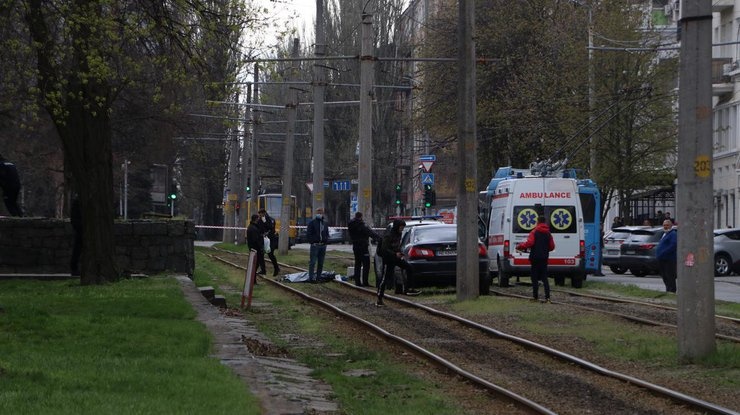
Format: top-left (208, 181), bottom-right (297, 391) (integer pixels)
top-left (420, 154), bottom-right (436, 161)
top-left (421, 160), bottom-right (434, 172)
top-left (332, 180), bottom-right (351, 191)
top-left (421, 173), bottom-right (434, 185)
top-left (306, 181), bottom-right (330, 192)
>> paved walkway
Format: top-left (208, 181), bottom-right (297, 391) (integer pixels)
top-left (176, 276), bottom-right (339, 415)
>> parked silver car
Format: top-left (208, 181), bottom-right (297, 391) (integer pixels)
top-left (714, 228), bottom-right (740, 276)
top-left (602, 226), bottom-right (649, 274)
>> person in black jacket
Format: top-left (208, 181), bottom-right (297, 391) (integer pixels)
top-left (306, 207), bottom-right (329, 283)
top-left (347, 212), bottom-right (380, 287)
top-left (70, 195), bottom-right (83, 276)
top-left (0, 153), bottom-right (23, 217)
top-left (247, 214), bottom-right (266, 276)
top-left (516, 216), bottom-right (555, 302)
top-left (257, 209), bottom-right (280, 276)
top-left (377, 219), bottom-right (409, 306)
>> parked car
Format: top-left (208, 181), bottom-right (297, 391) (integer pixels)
top-left (373, 216), bottom-right (444, 290)
top-left (327, 227), bottom-right (347, 244)
top-left (602, 226), bottom-right (649, 274)
top-left (618, 227), bottom-right (665, 277)
top-left (714, 228), bottom-right (740, 276)
top-left (394, 224), bottom-right (491, 295)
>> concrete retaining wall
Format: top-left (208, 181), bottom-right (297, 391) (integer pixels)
top-left (0, 218), bottom-right (195, 275)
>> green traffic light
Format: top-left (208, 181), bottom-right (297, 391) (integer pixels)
top-left (424, 201), bottom-right (431, 208)
top-left (170, 193), bottom-right (177, 200)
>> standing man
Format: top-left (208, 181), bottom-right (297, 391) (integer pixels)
top-left (257, 208), bottom-right (280, 276)
top-left (347, 212), bottom-right (380, 287)
top-left (247, 214), bottom-right (266, 277)
top-left (377, 219), bottom-right (409, 306)
top-left (516, 215), bottom-right (555, 302)
top-left (306, 207), bottom-right (329, 283)
top-left (0, 153), bottom-right (23, 217)
top-left (656, 219), bottom-right (677, 293)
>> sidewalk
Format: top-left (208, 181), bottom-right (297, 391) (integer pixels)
top-left (176, 276), bottom-right (339, 414)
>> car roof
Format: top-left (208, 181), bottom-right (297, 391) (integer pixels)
top-left (714, 228), bottom-right (740, 235)
top-left (611, 226), bottom-right (650, 232)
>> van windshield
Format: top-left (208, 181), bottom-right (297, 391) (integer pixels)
top-left (512, 205), bottom-right (577, 234)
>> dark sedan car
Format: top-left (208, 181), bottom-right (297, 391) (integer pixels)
top-left (619, 227), bottom-right (665, 277)
top-left (395, 224), bottom-right (491, 295)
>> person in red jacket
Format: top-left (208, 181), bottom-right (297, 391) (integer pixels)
top-left (516, 215), bottom-right (555, 302)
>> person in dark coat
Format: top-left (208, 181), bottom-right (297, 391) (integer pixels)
top-left (247, 214), bottom-right (266, 276)
top-left (0, 153), bottom-right (23, 217)
top-left (516, 216), bottom-right (555, 302)
top-left (656, 219), bottom-right (677, 293)
top-left (70, 195), bottom-right (83, 276)
top-left (306, 207), bottom-right (329, 282)
top-left (257, 208), bottom-right (280, 276)
top-left (347, 212), bottom-right (380, 287)
top-left (377, 219), bottom-right (409, 306)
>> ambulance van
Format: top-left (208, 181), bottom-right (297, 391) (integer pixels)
top-left (486, 170), bottom-right (587, 288)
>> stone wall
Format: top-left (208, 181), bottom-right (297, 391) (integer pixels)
top-left (0, 218), bottom-right (195, 275)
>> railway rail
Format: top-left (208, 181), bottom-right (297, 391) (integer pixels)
top-left (490, 286), bottom-right (740, 343)
top-left (206, 249), bottom-right (739, 415)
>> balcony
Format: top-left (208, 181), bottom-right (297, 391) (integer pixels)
top-left (713, 0), bottom-right (734, 12)
top-left (713, 58), bottom-right (734, 96)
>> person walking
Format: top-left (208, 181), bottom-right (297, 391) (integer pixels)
top-left (70, 195), bottom-right (83, 276)
top-left (347, 212), bottom-right (380, 287)
top-left (0, 153), bottom-right (23, 217)
top-left (656, 219), bottom-right (677, 293)
top-left (247, 214), bottom-right (266, 277)
top-left (377, 219), bottom-right (409, 306)
top-left (516, 215), bottom-right (555, 302)
top-left (257, 208), bottom-right (280, 276)
top-left (306, 207), bottom-right (329, 283)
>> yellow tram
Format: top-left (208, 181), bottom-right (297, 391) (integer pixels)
top-left (247, 193), bottom-right (298, 243)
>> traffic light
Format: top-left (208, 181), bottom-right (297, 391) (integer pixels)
top-left (395, 183), bottom-right (402, 205)
top-left (423, 184), bottom-right (433, 208)
top-left (246, 184), bottom-right (251, 193)
top-left (169, 193), bottom-right (177, 200)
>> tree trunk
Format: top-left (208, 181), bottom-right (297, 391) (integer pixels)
top-left (60, 100), bottom-right (120, 285)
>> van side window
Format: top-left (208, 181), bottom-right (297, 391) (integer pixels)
top-left (512, 205), bottom-right (577, 234)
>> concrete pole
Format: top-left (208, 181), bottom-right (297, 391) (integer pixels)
top-left (279, 39), bottom-right (300, 255)
top-left (312, 0), bottom-right (326, 213)
top-left (587, 6), bottom-right (596, 177)
top-left (358, 12), bottom-right (374, 226)
top-left (238, 83), bottom-right (252, 244)
top-left (223, 92), bottom-right (240, 244)
top-left (456, 0), bottom-right (478, 300)
top-left (676, 0), bottom-right (715, 361)
top-left (250, 63), bottom-right (260, 217)
top-left (123, 159), bottom-right (129, 220)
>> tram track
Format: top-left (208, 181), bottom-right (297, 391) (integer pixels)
top-left (206, 250), bottom-right (739, 415)
top-left (490, 285), bottom-right (740, 343)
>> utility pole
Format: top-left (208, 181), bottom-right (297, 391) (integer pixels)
top-left (358, 12), bottom-right (374, 225)
top-left (250, 63), bottom-right (260, 217)
top-left (280, 39), bottom-right (300, 255)
top-left (456, 0), bottom-right (479, 300)
top-left (238, 83), bottom-right (252, 244)
top-left (676, 0), bottom-right (715, 360)
top-left (223, 91), bottom-right (240, 244)
top-left (312, 0), bottom-right (326, 213)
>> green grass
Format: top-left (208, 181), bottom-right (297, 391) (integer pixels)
top-left (0, 277), bottom-right (259, 415)
top-left (194, 247), bottom-right (482, 414)
top-left (446, 294), bottom-right (740, 392)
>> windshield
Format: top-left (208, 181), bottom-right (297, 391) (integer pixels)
top-left (413, 227), bottom-right (456, 243)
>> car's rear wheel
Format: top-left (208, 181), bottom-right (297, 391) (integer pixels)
top-left (630, 269), bottom-right (647, 277)
top-left (496, 258), bottom-right (510, 287)
top-left (609, 265), bottom-right (627, 274)
top-left (394, 270), bottom-right (408, 294)
top-left (715, 253), bottom-right (732, 276)
top-left (479, 272), bottom-right (492, 295)
top-left (553, 275), bottom-right (566, 286)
